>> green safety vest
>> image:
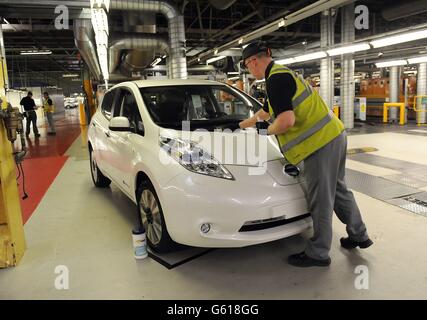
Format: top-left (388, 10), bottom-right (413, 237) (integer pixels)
top-left (43, 98), bottom-right (55, 113)
top-left (267, 64), bottom-right (344, 165)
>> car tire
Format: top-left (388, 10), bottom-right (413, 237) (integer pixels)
top-left (89, 148), bottom-right (111, 188)
top-left (136, 180), bottom-right (176, 253)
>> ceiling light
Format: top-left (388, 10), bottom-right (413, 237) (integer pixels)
top-left (227, 72), bottom-right (239, 75)
top-left (276, 57), bottom-right (295, 65)
top-left (278, 19), bottom-right (285, 28)
top-left (206, 56), bottom-right (226, 64)
top-left (62, 74), bottom-right (79, 78)
top-left (293, 51), bottom-right (327, 63)
top-left (327, 43), bottom-right (370, 56)
top-left (408, 56), bottom-right (427, 64)
top-left (150, 57), bottom-right (162, 67)
top-left (370, 29), bottom-right (427, 48)
top-left (375, 60), bottom-right (407, 68)
top-left (227, 76), bottom-right (239, 81)
top-left (277, 51), bottom-right (327, 65)
top-left (20, 50), bottom-right (52, 55)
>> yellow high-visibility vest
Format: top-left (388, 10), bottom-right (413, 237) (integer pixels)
top-left (43, 98), bottom-right (55, 113)
top-left (267, 64), bottom-right (344, 165)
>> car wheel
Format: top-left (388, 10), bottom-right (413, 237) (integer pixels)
top-left (137, 180), bottom-right (176, 253)
top-left (89, 148), bottom-right (111, 188)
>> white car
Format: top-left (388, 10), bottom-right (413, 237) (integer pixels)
top-left (88, 79), bottom-right (312, 253)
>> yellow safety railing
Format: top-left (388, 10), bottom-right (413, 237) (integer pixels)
top-left (383, 102), bottom-right (406, 125)
top-left (412, 95), bottom-right (427, 126)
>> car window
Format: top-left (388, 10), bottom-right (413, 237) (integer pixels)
top-left (115, 88), bottom-right (144, 135)
top-left (140, 85), bottom-right (260, 129)
top-left (101, 89), bottom-right (115, 119)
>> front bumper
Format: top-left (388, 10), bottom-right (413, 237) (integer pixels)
top-left (158, 164), bottom-right (312, 248)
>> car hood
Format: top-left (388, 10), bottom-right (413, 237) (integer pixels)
top-left (159, 127), bottom-right (284, 166)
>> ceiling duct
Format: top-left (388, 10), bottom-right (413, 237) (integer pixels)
top-left (209, 0), bottom-right (237, 10)
top-left (73, 19), bottom-right (101, 81)
top-left (110, 0), bottom-right (187, 79)
top-left (109, 34), bottom-right (169, 76)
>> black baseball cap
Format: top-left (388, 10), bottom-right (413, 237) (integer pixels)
top-left (241, 41), bottom-right (271, 62)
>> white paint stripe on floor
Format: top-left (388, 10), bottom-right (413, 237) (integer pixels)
top-left (346, 159), bottom-right (401, 177)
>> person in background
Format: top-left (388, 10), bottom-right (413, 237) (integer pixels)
top-left (43, 92), bottom-right (56, 135)
top-left (20, 91), bottom-right (40, 138)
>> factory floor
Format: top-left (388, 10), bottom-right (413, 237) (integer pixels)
top-left (1, 111), bottom-right (427, 299)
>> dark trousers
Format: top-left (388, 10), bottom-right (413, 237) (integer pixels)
top-left (25, 110), bottom-right (39, 135)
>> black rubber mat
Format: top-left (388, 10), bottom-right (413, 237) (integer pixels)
top-left (147, 246), bottom-right (214, 270)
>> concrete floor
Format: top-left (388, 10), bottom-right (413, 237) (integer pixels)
top-left (1, 123), bottom-right (427, 299)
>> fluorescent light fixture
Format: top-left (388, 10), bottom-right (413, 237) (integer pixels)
top-left (150, 57), bottom-right (162, 67)
top-left (20, 50), bottom-right (52, 55)
top-left (227, 72), bottom-right (239, 75)
top-left (228, 76), bottom-right (240, 81)
top-left (327, 43), bottom-right (370, 56)
top-left (375, 60), bottom-right (407, 68)
top-left (404, 70), bottom-right (417, 74)
top-left (408, 56), bottom-right (427, 64)
top-left (370, 29), bottom-right (427, 48)
top-left (276, 57), bottom-right (296, 65)
top-left (293, 51), bottom-right (327, 62)
top-left (278, 19), bottom-right (285, 28)
top-left (206, 56), bottom-right (226, 64)
top-left (276, 51), bottom-right (326, 65)
top-left (62, 74), bottom-right (79, 78)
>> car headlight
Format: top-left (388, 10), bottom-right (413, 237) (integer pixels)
top-left (159, 136), bottom-right (234, 180)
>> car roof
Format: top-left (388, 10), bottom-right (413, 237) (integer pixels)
top-left (131, 79), bottom-right (224, 88)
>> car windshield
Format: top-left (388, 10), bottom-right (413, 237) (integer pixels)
top-left (140, 84), bottom-right (261, 130)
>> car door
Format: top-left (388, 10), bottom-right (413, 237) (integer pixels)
top-left (93, 88), bottom-right (118, 175)
top-left (107, 86), bottom-right (144, 197)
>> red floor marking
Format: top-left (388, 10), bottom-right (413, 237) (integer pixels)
top-left (18, 110), bottom-right (86, 223)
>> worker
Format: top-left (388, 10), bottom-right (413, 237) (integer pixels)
top-left (239, 41), bottom-right (373, 267)
top-left (20, 91), bottom-right (40, 138)
top-left (43, 92), bottom-right (56, 135)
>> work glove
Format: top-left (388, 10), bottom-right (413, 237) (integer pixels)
top-left (256, 121), bottom-right (269, 135)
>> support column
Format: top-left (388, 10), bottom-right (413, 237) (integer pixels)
top-left (0, 21), bottom-right (26, 268)
top-left (417, 62), bottom-right (427, 124)
top-left (320, 10), bottom-right (335, 110)
top-left (340, 4), bottom-right (355, 129)
top-left (389, 66), bottom-right (400, 122)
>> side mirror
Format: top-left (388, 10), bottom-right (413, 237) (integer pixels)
top-left (109, 116), bottom-right (130, 132)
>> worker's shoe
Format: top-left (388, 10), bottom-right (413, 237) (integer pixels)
top-left (340, 237), bottom-right (373, 250)
top-left (287, 252), bottom-right (331, 268)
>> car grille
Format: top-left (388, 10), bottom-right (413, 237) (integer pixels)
top-left (238, 213), bottom-right (311, 232)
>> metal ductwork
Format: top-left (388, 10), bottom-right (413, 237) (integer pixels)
top-left (109, 35), bottom-right (169, 75)
top-left (209, 0), bottom-right (237, 10)
top-left (74, 19), bottom-right (102, 81)
top-left (382, 0), bottom-right (427, 21)
top-left (110, 0), bottom-right (187, 79)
